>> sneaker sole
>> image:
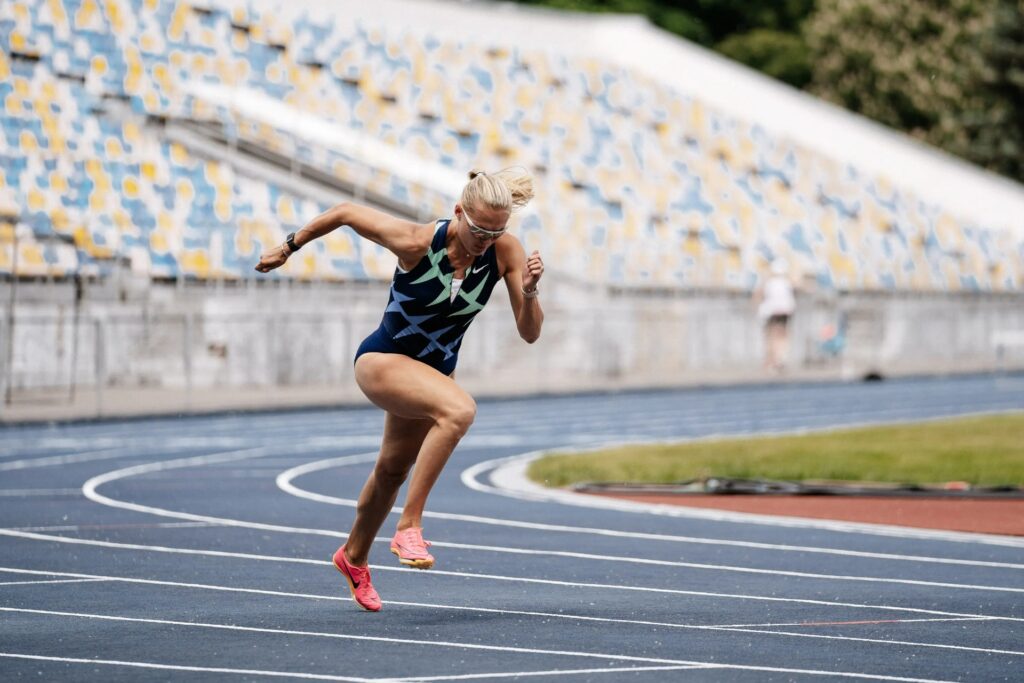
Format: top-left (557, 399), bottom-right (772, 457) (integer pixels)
top-left (390, 547), bottom-right (434, 570)
top-left (333, 557), bottom-right (381, 611)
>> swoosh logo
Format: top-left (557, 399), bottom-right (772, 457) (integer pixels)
top-left (337, 558), bottom-right (359, 587)
top-left (472, 264), bottom-right (489, 275)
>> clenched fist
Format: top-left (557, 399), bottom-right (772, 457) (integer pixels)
top-left (522, 250), bottom-right (544, 292)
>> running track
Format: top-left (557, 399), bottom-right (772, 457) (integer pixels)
top-left (1, 374), bottom-right (1022, 681)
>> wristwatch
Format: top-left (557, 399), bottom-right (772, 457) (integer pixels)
top-left (285, 232), bottom-right (301, 253)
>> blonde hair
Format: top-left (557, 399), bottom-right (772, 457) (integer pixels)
top-left (460, 167), bottom-right (534, 214)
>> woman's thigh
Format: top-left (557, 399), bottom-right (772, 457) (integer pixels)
top-left (354, 352), bottom-right (474, 422)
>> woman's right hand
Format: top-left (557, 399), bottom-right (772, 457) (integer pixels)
top-left (255, 243), bottom-right (291, 273)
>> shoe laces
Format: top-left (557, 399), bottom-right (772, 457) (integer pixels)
top-left (398, 527), bottom-right (430, 553)
top-left (347, 562), bottom-right (371, 584)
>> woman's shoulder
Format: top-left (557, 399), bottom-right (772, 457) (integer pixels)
top-left (493, 232), bottom-right (525, 272)
top-left (395, 221), bottom-right (443, 269)
top-left (415, 220), bottom-right (450, 247)
top-left (494, 232), bottom-right (524, 256)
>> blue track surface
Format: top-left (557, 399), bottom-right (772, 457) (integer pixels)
top-left (1, 374), bottom-right (1022, 681)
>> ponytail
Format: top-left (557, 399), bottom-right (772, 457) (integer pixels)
top-left (461, 167), bottom-right (534, 213)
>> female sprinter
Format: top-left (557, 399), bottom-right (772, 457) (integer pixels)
top-left (255, 169), bottom-right (544, 611)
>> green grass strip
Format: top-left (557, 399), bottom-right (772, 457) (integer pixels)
top-left (527, 412), bottom-right (1024, 488)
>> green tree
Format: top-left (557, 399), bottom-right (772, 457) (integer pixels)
top-left (509, 1), bottom-right (708, 42)
top-left (806, 0), bottom-right (1024, 183)
top-left (669, 0), bottom-right (814, 42)
top-left (964, 0), bottom-right (1024, 181)
top-left (807, 1), bottom-right (988, 134)
top-left (509, 1), bottom-right (814, 47)
top-left (716, 29), bottom-right (812, 88)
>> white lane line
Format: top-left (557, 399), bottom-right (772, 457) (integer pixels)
top-left (0, 606), bottom-right (720, 667)
top-left (0, 435), bottom-right (336, 472)
top-left (714, 617), bottom-right (996, 628)
top-left (475, 390), bottom-right (1010, 432)
top-left (0, 578), bottom-right (109, 587)
top-left (0, 382), bottom-right (1010, 451)
top-left (0, 653), bottom-right (707, 682)
top-left (390, 665), bottom-right (713, 681)
top-left (2, 566), bottom-right (1020, 657)
top-left (77, 448), bottom-right (1024, 593)
top-left (0, 446), bottom-right (140, 473)
top-left (0, 433), bottom-right (510, 457)
top-left (280, 456), bottom-right (1024, 571)
top-left (0, 448), bottom-right (129, 471)
top-left (0, 436), bottom-right (251, 453)
top-left (710, 626), bottom-right (1024, 657)
top-left (468, 452), bottom-right (1024, 549)
top-left (79, 421), bottom-right (1024, 572)
top-left (3, 534), bottom-right (1023, 624)
top-left (0, 652), bottom-right (373, 682)
top-left (81, 446), bottom-right (361, 537)
top-left (77, 451), bottom-right (1024, 596)
top-left (0, 608), bottom-right (961, 682)
top-left (0, 488), bottom-right (81, 497)
top-left (9, 522), bottom-right (219, 532)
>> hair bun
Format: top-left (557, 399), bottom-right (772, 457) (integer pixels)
top-left (461, 167), bottom-right (534, 212)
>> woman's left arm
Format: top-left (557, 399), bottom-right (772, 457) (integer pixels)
top-left (500, 237), bottom-right (544, 344)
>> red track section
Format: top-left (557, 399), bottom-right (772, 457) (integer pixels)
top-left (585, 493), bottom-right (1024, 536)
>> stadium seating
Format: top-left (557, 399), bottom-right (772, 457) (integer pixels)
top-left (1, 0), bottom-right (1018, 289)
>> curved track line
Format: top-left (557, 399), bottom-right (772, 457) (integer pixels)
top-left (281, 455), bottom-right (1024, 570)
top-left (81, 447), bottom-right (372, 537)
top-left (78, 450), bottom-right (1024, 593)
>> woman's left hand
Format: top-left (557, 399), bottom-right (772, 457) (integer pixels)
top-left (255, 243), bottom-right (291, 273)
top-left (522, 250), bottom-right (544, 291)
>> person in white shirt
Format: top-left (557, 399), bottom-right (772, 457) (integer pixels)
top-left (754, 258), bottom-right (796, 373)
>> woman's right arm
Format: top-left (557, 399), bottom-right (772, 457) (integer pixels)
top-left (255, 202), bottom-right (428, 273)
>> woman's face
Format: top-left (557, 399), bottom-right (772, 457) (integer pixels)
top-left (457, 203), bottom-right (510, 255)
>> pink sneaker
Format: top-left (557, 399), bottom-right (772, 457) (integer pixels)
top-left (390, 527), bottom-right (434, 569)
top-left (332, 545), bottom-right (381, 611)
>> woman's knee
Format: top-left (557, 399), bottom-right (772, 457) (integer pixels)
top-left (439, 397), bottom-right (476, 437)
top-left (373, 458), bottom-right (412, 488)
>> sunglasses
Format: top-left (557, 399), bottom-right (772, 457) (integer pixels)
top-left (462, 210), bottom-right (508, 239)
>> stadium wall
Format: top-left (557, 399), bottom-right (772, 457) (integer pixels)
top-left (5, 0), bottom-right (1024, 421)
top-left (3, 278), bottom-right (1023, 420)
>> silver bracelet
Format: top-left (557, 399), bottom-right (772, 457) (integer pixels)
top-left (522, 286), bottom-right (539, 299)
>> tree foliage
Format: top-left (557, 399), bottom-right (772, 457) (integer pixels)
top-left (511, 1), bottom-right (815, 86)
top-left (510, 1), bottom-right (812, 48)
top-left (716, 29), bottom-right (812, 88)
top-left (965, 0), bottom-right (1024, 181)
top-left (807, 0), bottom-right (1024, 183)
